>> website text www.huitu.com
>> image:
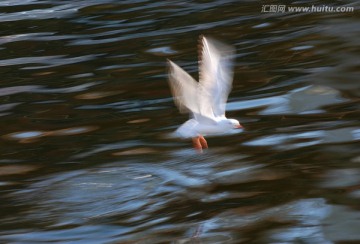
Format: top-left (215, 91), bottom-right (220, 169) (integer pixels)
top-left (261, 5), bottom-right (355, 13)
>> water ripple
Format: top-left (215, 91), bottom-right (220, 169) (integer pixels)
top-left (0, 54), bottom-right (101, 69)
top-left (0, 0), bottom-right (359, 243)
top-left (0, 3), bottom-right (77, 22)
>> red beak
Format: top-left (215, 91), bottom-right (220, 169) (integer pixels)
top-left (236, 124), bottom-right (243, 129)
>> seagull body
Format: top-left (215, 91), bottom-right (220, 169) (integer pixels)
top-left (167, 36), bottom-right (242, 151)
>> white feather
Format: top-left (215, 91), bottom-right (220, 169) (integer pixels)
top-left (167, 36), bottom-right (240, 138)
top-left (198, 36), bottom-right (235, 118)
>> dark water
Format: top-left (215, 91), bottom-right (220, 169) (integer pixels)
top-left (1, 1), bottom-right (359, 243)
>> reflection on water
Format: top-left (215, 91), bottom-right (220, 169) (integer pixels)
top-left (3, 126), bottom-right (98, 143)
top-left (0, 0), bottom-right (359, 243)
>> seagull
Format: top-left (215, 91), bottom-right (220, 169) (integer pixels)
top-left (167, 35), bottom-right (242, 152)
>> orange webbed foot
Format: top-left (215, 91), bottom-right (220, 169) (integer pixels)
top-left (199, 135), bottom-right (208, 149)
top-left (192, 135), bottom-right (208, 153)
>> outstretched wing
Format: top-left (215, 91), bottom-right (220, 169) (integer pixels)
top-left (198, 35), bottom-right (235, 118)
top-left (167, 59), bottom-right (217, 125)
top-left (167, 59), bottom-right (200, 114)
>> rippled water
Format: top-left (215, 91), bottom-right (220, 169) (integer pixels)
top-left (1, 1), bottom-right (359, 243)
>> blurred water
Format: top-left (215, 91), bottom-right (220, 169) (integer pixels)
top-left (0, 1), bottom-right (359, 243)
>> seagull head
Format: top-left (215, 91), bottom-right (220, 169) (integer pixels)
top-left (218, 118), bottom-right (242, 129)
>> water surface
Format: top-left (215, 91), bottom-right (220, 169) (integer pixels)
top-left (0, 1), bottom-right (359, 243)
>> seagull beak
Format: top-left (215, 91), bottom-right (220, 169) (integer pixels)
top-left (235, 124), bottom-right (243, 129)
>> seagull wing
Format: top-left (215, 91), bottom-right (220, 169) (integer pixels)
top-left (167, 59), bottom-right (200, 114)
top-left (198, 35), bottom-right (235, 118)
top-left (167, 59), bottom-right (217, 125)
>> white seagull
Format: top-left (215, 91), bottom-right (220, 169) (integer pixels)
top-left (167, 35), bottom-right (242, 151)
